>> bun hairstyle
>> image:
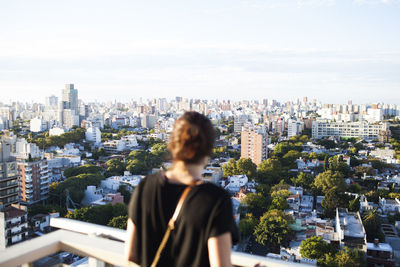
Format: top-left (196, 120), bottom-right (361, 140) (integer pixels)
top-left (169, 111), bottom-right (215, 164)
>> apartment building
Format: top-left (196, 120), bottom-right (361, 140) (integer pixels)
top-left (335, 209), bottom-right (367, 252)
top-left (241, 126), bottom-right (268, 165)
top-left (312, 120), bottom-right (389, 140)
top-left (0, 142), bottom-right (19, 206)
top-left (18, 159), bottom-right (50, 205)
top-left (0, 203), bottom-right (28, 249)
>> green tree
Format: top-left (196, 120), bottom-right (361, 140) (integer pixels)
top-left (334, 247), bottom-right (365, 267)
top-left (222, 159), bottom-right (238, 177)
top-left (348, 183), bottom-right (362, 193)
top-left (270, 196), bottom-right (289, 211)
top-left (236, 158), bottom-right (257, 178)
top-left (127, 159), bottom-right (149, 175)
top-left (291, 172), bottom-right (314, 189)
top-left (321, 187), bottom-right (341, 218)
top-left (314, 171), bottom-right (346, 194)
top-left (354, 166), bottom-right (376, 178)
top-left (270, 180), bottom-right (290, 193)
top-left (299, 236), bottom-right (332, 260)
top-left (242, 192), bottom-right (270, 218)
top-left (363, 209), bottom-right (385, 242)
top-left (330, 157), bottom-right (351, 177)
top-left (238, 214), bottom-right (257, 239)
top-left (271, 189), bottom-right (290, 199)
top-left (54, 173), bottom-right (105, 204)
top-left (348, 197), bottom-right (360, 212)
top-left (107, 215), bottom-right (128, 229)
top-left (281, 150), bottom-right (301, 168)
top-left (257, 158), bottom-right (283, 184)
top-left (254, 209), bottom-right (293, 249)
top-left (66, 203), bottom-right (127, 226)
top-left (64, 164), bottom-right (103, 178)
top-left (105, 159), bottom-right (126, 176)
top-left (222, 158), bottom-right (257, 178)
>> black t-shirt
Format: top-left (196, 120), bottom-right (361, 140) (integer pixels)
top-left (128, 172), bottom-right (239, 267)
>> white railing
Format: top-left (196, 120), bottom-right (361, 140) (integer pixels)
top-left (0, 218), bottom-right (313, 267)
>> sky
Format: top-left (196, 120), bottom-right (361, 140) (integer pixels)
top-left (0, 0), bottom-right (399, 104)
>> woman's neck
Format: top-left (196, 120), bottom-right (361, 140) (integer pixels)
top-left (165, 160), bottom-right (205, 185)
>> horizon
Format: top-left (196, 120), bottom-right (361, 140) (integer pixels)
top-left (1, 0), bottom-right (400, 104)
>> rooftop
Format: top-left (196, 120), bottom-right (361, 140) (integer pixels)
top-left (367, 242), bottom-right (393, 252)
top-left (338, 210), bottom-right (365, 239)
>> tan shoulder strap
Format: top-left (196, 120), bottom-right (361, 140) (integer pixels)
top-left (150, 180), bottom-right (203, 267)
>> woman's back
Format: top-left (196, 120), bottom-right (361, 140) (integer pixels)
top-left (129, 172), bottom-right (238, 267)
top-left (125, 111), bottom-right (238, 267)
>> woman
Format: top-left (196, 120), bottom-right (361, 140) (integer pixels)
top-left (125, 111), bottom-right (238, 267)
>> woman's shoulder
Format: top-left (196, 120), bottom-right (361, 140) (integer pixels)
top-left (197, 182), bottom-right (231, 201)
top-left (136, 171), bottom-right (165, 189)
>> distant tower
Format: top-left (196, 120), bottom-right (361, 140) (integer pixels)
top-left (62, 84), bottom-right (78, 113)
top-left (45, 95), bottom-right (58, 108)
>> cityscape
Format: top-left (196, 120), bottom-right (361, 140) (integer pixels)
top-left (0, 84), bottom-right (400, 266)
top-left (1, 1), bottom-right (400, 266)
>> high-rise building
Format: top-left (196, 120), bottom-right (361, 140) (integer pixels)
top-left (58, 84), bottom-right (79, 128)
top-left (45, 95), bottom-right (58, 108)
top-left (241, 126), bottom-right (268, 165)
top-left (62, 84), bottom-right (78, 113)
top-left (0, 142), bottom-right (19, 206)
top-left (17, 159), bottom-right (49, 205)
top-left (141, 115), bottom-right (157, 129)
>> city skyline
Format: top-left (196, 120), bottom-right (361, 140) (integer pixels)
top-left (1, 0), bottom-right (400, 103)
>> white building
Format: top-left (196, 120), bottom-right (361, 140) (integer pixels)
top-left (120, 135), bottom-right (138, 148)
top-left (141, 115), bottom-right (157, 129)
top-left (85, 127), bottom-right (101, 145)
top-left (379, 197), bottom-right (400, 214)
top-left (31, 212), bottom-right (59, 232)
top-left (312, 120), bottom-right (389, 140)
top-left (101, 174), bottom-right (142, 192)
top-left (225, 175), bottom-right (248, 193)
top-left (81, 185), bottom-right (103, 206)
top-left (0, 204), bottom-right (28, 249)
top-left (62, 109), bottom-right (79, 129)
top-left (288, 120), bottom-right (304, 137)
top-left (30, 117), bottom-right (47, 133)
top-left (14, 138), bottom-right (42, 159)
top-left (49, 127), bottom-right (65, 136)
top-left (365, 108), bottom-right (383, 123)
top-left (103, 140), bottom-right (126, 153)
top-left (335, 209), bottom-right (367, 252)
top-left (370, 148), bottom-right (396, 164)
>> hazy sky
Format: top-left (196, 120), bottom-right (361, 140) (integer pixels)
top-left (1, 0), bottom-right (399, 104)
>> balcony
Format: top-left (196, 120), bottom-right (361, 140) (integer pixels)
top-left (0, 182), bottom-right (18, 190)
top-left (0, 191), bottom-right (18, 198)
top-left (41, 190), bottom-right (49, 195)
top-left (0, 218), bottom-right (310, 267)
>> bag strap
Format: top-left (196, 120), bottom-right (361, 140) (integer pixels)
top-left (150, 179), bottom-right (202, 267)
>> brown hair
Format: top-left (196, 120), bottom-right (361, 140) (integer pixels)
top-left (168, 111), bottom-right (215, 164)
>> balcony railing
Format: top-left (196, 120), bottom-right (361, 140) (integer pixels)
top-left (0, 218), bottom-right (312, 267)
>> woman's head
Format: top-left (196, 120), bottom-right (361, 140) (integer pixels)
top-left (169, 111), bottom-right (215, 164)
